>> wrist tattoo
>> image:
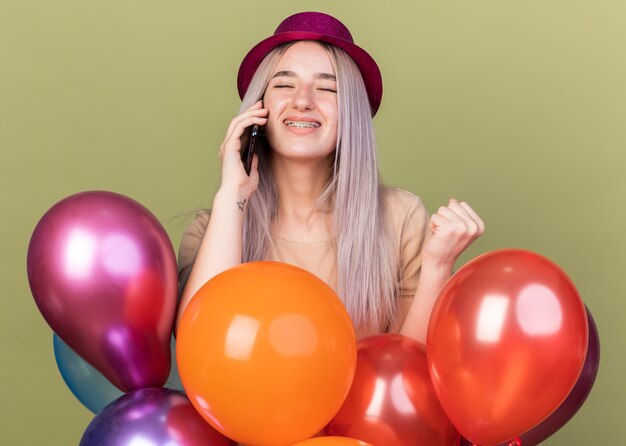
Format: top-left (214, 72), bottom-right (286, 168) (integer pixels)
top-left (236, 199), bottom-right (247, 212)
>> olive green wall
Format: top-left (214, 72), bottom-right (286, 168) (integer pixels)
top-left (2, 0), bottom-right (624, 444)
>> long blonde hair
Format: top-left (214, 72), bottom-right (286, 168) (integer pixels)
top-left (240, 42), bottom-right (398, 334)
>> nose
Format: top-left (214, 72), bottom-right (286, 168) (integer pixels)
top-left (291, 85), bottom-right (315, 111)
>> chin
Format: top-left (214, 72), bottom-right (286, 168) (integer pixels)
top-left (286, 144), bottom-right (335, 157)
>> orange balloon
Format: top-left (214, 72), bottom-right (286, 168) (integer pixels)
top-left (177, 261), bottom-right (357, 446)
top-left (292, 437), bottom-right (372, 446)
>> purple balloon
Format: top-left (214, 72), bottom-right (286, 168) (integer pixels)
top-left (27, 191), bottom-right (177, 392)
top-left (80, 388), bottom-right (236, 446)
top-left (460, 306), bottom-right (600, 446)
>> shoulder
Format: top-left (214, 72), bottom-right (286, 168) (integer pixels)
top-left (183, 209), bottom-right (211, 238)
top-left (381, 187), bottom-right (431, 307)
top-left (178, 209), bottom-right (211, 268)
top-left (381, 186), bottom-right (429, 229)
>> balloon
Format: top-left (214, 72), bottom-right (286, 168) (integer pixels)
top-left (177, 261), bottom-right (357, 446)
top-left (325, 334), bottom-right (460, 446)
top-left (80, 388), bottom-right (236, 446)
top-left (165, 336), bottom-right (184, 391)
top-left (292, 437), bottom-right (372, 446)
top-left (459, 305), bottom-right (600, 446)
top-left (427, 249), bottom-right (588, 446)
top-left (520, 306), bottom-right (599, 444)
top-left (53, 333), bottom-right (122, 412)
top-left (53, 334), bottom-right (185, 413)
top-left (27, 191), bottom-right (177, 392)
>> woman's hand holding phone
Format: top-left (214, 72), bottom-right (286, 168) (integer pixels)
top-left (218, 100), bottom-right (267, 201)
top-left (178, 101), bottom-right (267, 328)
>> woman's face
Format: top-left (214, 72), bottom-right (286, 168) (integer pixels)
top-left (263, 41), bottom-right (339, 163)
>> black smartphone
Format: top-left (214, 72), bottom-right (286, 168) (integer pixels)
top-left (240, 124), bottom-right (264, 176)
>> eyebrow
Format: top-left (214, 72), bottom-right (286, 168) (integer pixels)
top-left (272, 70), bottom-right (337, 81)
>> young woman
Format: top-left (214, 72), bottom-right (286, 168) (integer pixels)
top-left (176, 12), bottom-right (484, 343)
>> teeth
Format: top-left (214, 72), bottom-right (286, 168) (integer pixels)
top-left (284, 120), bottom-right (320, 128)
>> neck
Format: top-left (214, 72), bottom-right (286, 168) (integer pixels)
top-left (270, 154), bottom-right (334, 240)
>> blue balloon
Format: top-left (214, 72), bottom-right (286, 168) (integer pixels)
top-left (165, 337), bottom-right (184, 391)
top-left (53, 334), bottom-right (184, 413)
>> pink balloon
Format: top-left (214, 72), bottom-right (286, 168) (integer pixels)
top-left (27, 191), bottom-right (177, 392)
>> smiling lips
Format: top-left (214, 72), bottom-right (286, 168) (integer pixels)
top-left (283, 119), bottom-right (321, 128)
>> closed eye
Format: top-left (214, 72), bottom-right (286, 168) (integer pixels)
top-left (318, 87), bottom-right (337, 93)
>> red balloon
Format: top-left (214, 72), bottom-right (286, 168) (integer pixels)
top-left (27, 191), bottom-right (177, 392)
top-left (427, 250), bottom-right (588, 446)
top-left (326, 334), bottom-right (460, 446)
top-left (520, 306), bottom-right (599, 444)
top-left (459, 306), bottom-right (600, 446)
top-left (167, 402), bottom-right (236, 446)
